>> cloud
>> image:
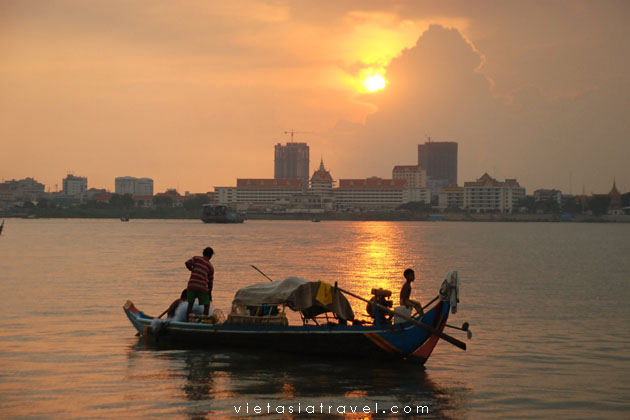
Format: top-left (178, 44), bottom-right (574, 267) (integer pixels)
top-left (1, 1), bottom-right (628, 193)
top-left (329, 23), bottom-right (630, 193)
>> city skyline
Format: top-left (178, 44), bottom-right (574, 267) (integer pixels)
top-left (1, 1), bottom-right (629, 194)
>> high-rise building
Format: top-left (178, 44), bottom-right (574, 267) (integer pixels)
top-left (274, 142), bottom-right (310, 182)
top-left (115, 176), bottom-right (154, 196)
top-left (417, 141), bottom-right (458, 187)
top-left (62, 174), bottom-right (87, 198)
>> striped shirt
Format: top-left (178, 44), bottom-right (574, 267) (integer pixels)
top-left (185, 256), bottom-right (214, 295)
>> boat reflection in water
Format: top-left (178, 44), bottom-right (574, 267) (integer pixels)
top-left (128, 342), bottom-right (469, 419)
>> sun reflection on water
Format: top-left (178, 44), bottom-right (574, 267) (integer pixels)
top-left (344, 222), bottom-right (419, 308)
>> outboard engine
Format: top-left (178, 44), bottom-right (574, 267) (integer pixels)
top-left (366, 288), bottom-right (393, 322)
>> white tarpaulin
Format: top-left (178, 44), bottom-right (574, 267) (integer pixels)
top-left (233, 276), bottom-right (309, 306)
top-left (232, 276), bottom-right (355, 321)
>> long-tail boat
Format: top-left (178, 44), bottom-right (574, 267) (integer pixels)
top-left (123, 274), bottom-right (466, 364)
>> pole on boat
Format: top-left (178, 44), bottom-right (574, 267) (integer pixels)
top-left (422, 295), bottom-right (439, 310)
top-left (333, 282), bottom-right (466, 351)
top-left (250, 265), bottom-right (274, 282)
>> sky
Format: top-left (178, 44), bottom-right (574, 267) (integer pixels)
top-left (1, 0), bottom-right (629, 194)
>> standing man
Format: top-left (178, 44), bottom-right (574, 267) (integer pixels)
top-left (185, 247), bottom-right (214, 320)
top-left (400, 268), bottom-right (424, 316)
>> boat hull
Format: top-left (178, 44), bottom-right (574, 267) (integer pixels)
top-left (124, 300), bottom-right (450, 363)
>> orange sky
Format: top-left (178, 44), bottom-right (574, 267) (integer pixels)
top-left (1, 1), bottom-right (629, 194)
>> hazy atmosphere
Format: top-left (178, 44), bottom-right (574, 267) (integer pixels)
top-left (1, 0), bottom-right (628, 194)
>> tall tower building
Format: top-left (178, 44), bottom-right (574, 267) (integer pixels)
top-left (274, 142), bottom-right (310, 182)
top-left (62, 174), bottom-right (87, 199)
top-left (417, 141), bottom-right (458, 186)
top-left (115, 176), bottom-right (154, 196)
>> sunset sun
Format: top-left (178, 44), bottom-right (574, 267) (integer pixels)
top-left (363, 73), bottom-right (386, 92)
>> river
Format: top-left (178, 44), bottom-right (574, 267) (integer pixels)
top-left (0, 219), bottom-right (628, 419)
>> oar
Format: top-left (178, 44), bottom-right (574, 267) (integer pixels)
top-left (446, 322), bottom-right (472, 339)
top-left (157, 309), bottom-right (169, 319)
top-left (446, 322), bottom-right (469, 331)
top-left (250, 264), bottom-right (274, 282)
top-left (334, 283), bottom-right (466, 351)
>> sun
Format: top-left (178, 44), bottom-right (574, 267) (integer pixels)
top-left (363, 73), bottom-right (386, 92)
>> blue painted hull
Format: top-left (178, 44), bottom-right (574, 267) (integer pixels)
top-left (124, 300), bottom-right (450, 363)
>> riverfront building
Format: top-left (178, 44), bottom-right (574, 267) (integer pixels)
top-left (235, 178), bottom-right (306, 210)
top-left (214, 187), bottom-right (237, 205)
top-left (608, 181), bottom-right (623, 215)
top-left (115, 176), bottom-right (154, 196)
top-left (534, 189), bottom-right (562, 204)
top-left (62, 174), bottom-right (87, 199)
top-left (335, 177), bottom-right (407, 210)
top-left (0, 178), bottom-right (45, 202)
top-left (438, 186), bottom-right (465, 210)
top-left (392, 165), bottom-right (426, 189)
top-left (463, 173), bottom-right (526, 213)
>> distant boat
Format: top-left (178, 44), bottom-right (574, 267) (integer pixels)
top-left (312, 218), bottom-right (321, 222)
top-left (201, 204), bottom-right (245, 223)
top-left (120, 217), bottom-right (130, 222)
top-left (0, 219), bottom-right (4, 235)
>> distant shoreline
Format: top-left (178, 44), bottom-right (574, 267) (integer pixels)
top-left (3, 211), bottom-right (629, 223)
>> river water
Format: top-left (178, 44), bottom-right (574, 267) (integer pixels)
top-left (0, 219), bottom-right (628, 419)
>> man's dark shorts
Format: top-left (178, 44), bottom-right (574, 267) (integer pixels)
top-left (187, 289), bottom-right (210, 306)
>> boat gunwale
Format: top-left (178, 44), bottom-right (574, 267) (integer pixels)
top-left (125, 301), bottom-right (443, 335)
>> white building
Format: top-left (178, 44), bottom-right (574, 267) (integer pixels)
top-left (214, 187), bottom-right (237, 205)
top-left (463, 173), bottom-right (526, 213)
top-left (115, 176), bottom-right (154, 196)
top-left (135, 178), bottom-right (154, 196)
top-left (404, 188), bottom-right (431, 204)
top-left (62, 174), bottom-right (87, 199)
top-left (335, 177), bottom-right (407, 210)
top-left (392, 165), bottom-right (426, 189)
top-left (438, 187), bottom-right (465, 209)
top-left (236, 178), bottom-right (306, 210)
top-left (391, 166), bottom-right (430, 204)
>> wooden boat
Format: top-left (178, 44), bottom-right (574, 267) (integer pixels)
top-left (201, 204), bottom-right (245, 223)
top-left (123, 277), bottom-right (464, 363)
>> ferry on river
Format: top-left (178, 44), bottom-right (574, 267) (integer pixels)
top-left (201, 204), bottom-right (245, 223)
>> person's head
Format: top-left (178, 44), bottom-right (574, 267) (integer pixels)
top-left (180, 289), bottom-right (188, 300)
top-left (404, 268), bottom-right (415, 282)
top-left (203, 247), bottom-right (214, 259)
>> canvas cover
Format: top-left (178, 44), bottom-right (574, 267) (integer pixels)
top-left (232, 276), bottom-right (355, 321)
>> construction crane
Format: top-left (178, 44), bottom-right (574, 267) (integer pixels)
top-left (284, 129), bottom-right (311, 142)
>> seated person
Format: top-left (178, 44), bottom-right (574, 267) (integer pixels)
top-left (400, 268), bottom-right (424, 316)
